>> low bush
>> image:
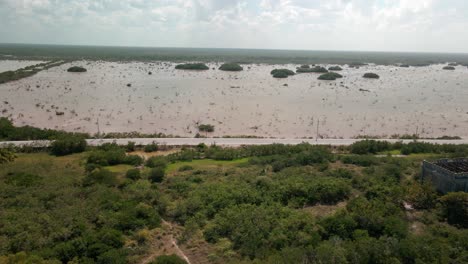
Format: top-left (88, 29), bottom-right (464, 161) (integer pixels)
top-left (198, 124), bottom-right (214, 133)
top-left (219, 63), bottom-right (243, 71)
top-left (50, 136), bottom-right (87, 156)
top-left (144, 142), bottom-right (158, 152)
top-left (126, 169), bottom-right (141, 180)
top-left (67, 66), bottom-right (87, 72)
top-left (318, 72), bottom-right (343, 80)
top-left (149, 167), bottom-right (165, 183)
top-left (363, 73), bottom-right (380, 79)
top-left (175, 63), bottom-right (209, 70)
top-left (271, 69), bottom-right (295, 78)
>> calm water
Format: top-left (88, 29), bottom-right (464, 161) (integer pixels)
top-left (2, 43), bottom-right (468, 65)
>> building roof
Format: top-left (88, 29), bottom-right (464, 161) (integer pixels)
top-left (433, 158), bottom-right (468, 174)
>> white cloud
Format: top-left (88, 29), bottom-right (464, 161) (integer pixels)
top-left (0, 0), bottom-right (467, 52)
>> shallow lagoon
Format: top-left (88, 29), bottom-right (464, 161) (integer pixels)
top-left (0, 61), bottom-right (467, 138)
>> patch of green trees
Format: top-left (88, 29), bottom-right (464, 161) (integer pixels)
top-left (67, 66), bottom-right (87, 72)
top-left (318, 72), bottom-right (343, 80)
top-left (219, 63), bottom-right (243, 71)
top-left (296, 66), bottom-right (328, 73)
top-left (270, 69), bottom-right (295, 78)
top-left (363, 72), bottom-right (380, 79)
top-left (175, 63), bottom-right (209, 70)
top-left (198, 124), bottom-right (214, 133)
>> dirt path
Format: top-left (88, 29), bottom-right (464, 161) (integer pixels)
top-left (140, 219), bottom-right (191, 264)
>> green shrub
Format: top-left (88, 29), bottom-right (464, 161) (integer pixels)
top-left (67, 66), bottom-right (87, 72)
top-left (144, 142), bottom-right (158, 152)
top-left (198, 124), bottom-right (214, 133)
top-left (350, 140), bottom-right (391, 154)
top-left (219, 63), bottom-right (243, 71)
top-left (146, 156), bottom-right (168, 168)
top-left (175, 63), bottom-right (209, 70)
top-left (439, 192), bottom-right (468, 228)
top-left (296, 66), bottom-right (328, 73)
top-left (178, 165), bottom-right (194, 172)
top-left (363, 73), bottom-right (380, 79)
top-left (5, 172), bottom-right (42, 187)
top-left (124, 155), bottom-right (143, 166)
top-left (125, 141), bottom-right (136, 152)
top-left (126, 169), bottom-right (141, 180)
top-left (271, 69), bottom-right (295, 78)
top-left (0, 148), bottom-right (16, 164)
top-left (341, 155), bottom-right (378, 167)
top-left (149, 168), bottom-right (165, 183)
top-left (50, 136), bottom-right (87, 156)
top-left (318, 72), bottom-right (343, 80)
top-left (83, 169), bottom-right (118, 186)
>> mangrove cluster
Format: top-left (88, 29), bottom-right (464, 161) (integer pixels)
top-left (296, 65), bottom-right (328, 73)
top-left (67, 66), bottom-right (87, 72)
top-left (270, 69), bottom-right (295, 78)
top-left (363, 72), bottom-right (380, 79)
top-left (219, 63), bottom-right (243, 71)
top-left (175, 63), bottom-right (209, 70)
top-left (318, 72), bottom-right (343, 80)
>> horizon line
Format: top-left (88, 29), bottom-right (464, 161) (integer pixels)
top-left (1, 42), bottom-right (468, 56)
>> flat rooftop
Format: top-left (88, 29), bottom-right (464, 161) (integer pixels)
top-left (433, 158), bottom-right (468, 174)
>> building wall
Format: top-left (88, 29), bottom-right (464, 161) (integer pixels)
top-left (422, 161), bottom-right (468, 194)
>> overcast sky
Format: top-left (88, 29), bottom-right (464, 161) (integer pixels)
top-left (1, 0), bottom-right (467, 53)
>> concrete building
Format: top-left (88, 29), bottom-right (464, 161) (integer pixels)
top-left (422, 158), bottom-right (468, 194)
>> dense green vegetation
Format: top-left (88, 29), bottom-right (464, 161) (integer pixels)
top-left (270, 69), bottom-right (295, 78)
top-left (296, 66), bottom-right (328, 73)
top-left (50, 136), bottom-right (87, 156)
top-left (67, 66), bottom-right (87, 72)
top-left (219, 63), bottom-right (243, 71)
top-left (175, 63), bottom-right (209, 70)
top-left (1, 141), bottom-right (467, 263)
top-left (328, 66), bottom-right (343, 71)
top-left (0, 117), bottom-right (89, 141)
top-left (363, 72), bottom-right (380, 79)
top-left (318, 72), bottom-right (343, 80)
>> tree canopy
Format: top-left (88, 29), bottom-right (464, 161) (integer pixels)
top-left (219, 63), bottom-right (243, 71)
top-left (363, 72), bottom-right (380, 79)
top-left (175, 63), bottom-right (209, 70)
top-left (67, 66), bottom-right (87, 72)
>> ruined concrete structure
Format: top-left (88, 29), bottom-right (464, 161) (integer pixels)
top-left (422, 158), bottom-right (468, 194)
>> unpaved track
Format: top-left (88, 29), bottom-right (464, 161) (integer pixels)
top-left (140, 220), bottom-right (191, 264)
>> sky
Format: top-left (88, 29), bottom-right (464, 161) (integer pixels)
top-left (1, 0), bottom-right (467, 53)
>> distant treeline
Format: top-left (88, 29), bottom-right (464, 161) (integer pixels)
top-left (2, 43), bottom-right (468, 65)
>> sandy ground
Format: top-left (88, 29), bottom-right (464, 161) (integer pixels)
top-left (1, 60), bottom-right (467, 138)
